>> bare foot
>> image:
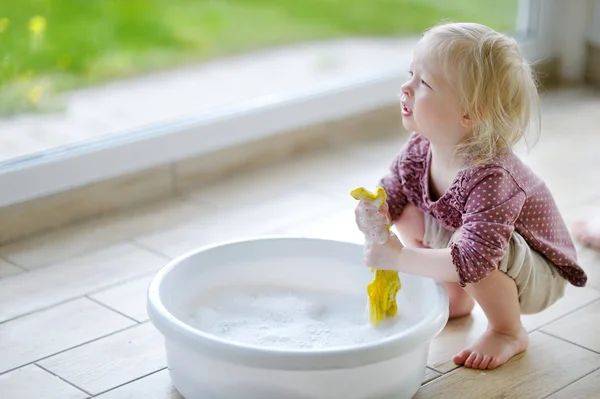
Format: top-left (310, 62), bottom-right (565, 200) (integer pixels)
top-left (572, 219), bottom-right (600, 250)
top-left (452, 326), bottom-right (529, 370)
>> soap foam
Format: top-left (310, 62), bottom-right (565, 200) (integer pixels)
top-left (185, 287), bottom-right (400, 349)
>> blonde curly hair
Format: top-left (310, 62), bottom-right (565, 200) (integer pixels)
top-left (421, 22), bottom-right (541, 165)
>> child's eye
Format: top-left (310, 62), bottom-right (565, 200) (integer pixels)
top-left (408, 70), bottom-right (414, 77)
top-left (421, 79), bottom-right (431, 88)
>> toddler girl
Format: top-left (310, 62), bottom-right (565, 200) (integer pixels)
top-left (356, 22), bottom-right (587, 370)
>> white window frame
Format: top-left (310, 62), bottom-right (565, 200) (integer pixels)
top-left (0, 0), bottom-right (578, 208)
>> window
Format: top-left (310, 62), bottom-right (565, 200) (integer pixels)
top-left (0, 0), bottom-right (563, 207)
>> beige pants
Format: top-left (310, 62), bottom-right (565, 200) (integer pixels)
top-left (422, 214), bottom-right (567, 314)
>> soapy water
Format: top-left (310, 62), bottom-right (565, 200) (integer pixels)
top-left (185, 287), bottom-right (403, 349)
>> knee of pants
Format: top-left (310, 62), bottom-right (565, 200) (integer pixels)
top-left (518, 275), bottom-right (567, 314)
top-left (498, 232), bottom-right (568, 314)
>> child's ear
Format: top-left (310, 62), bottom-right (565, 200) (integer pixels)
top-left (460, 113), bottom-right (473, 128)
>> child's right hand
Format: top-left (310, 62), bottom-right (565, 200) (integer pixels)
top-left (354, 200), bottom-right (390, 245)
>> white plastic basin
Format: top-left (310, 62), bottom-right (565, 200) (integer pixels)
top-left (147, 237), bottom-right (448, 399)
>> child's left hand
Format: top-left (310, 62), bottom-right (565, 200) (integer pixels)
top-left (364, 231), bottom-right (404, 271)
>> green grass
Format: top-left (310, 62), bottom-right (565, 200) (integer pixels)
top-left (0, 0), bottom-right (518, 115)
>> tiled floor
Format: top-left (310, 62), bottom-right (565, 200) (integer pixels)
top-left (1, 86), bottom-right (599, 398)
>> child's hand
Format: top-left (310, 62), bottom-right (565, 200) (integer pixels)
top-left (354, 200), bottom-right (390, 245)
top-left (364, 231), bottom-right (404, 271)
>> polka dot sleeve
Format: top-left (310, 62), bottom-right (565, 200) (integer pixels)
top-left (379, 155), bottom-right (409, 222)
top-left (449, 168), bottom-right (526, 287)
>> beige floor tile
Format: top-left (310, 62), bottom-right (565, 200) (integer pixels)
top-left (0, 259), bottom-right (24, 278)
top-left (39, 323), bottom-right (165, 396)
top-left (541, 299), bottom-right (600, 353)
top-left (0, 365), bottom-right (88, 399)
top-left (546, 368), bottom-right (600, 399)
top-left (415, 331), bottom-right (600, 398)
top-left (136, 190), bottom-right (336, 258)
top-left (422, 367), bottom-right (442, 385)
top-left (89, 275), bottom-right (154, 323)
top-left (522, 285), bottom-right (600, 331)
top-left (427, 306), bottom-right (488, 373)
top-left (0, 198), bottom-right (203, 270)
top-left (0, 298), bottom-right (134, 374)
top-left (0, 243), bottom-right (166, 323)
top-left (96, 369), bottom-right (182, 399)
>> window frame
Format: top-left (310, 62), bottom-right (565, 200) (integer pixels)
top-left (0, 0), bottom-right (568, 207)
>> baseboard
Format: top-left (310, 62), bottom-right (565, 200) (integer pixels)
top-left (586, 42), bottom-right (600, 86)
top-left (533, 56), bottom-right (561, 90)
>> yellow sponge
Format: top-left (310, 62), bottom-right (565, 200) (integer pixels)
top-left (351, 186), bottom-right (401, 327)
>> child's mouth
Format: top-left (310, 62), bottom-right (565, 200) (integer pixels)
top-left (401, 104), bottom-right (413, 117)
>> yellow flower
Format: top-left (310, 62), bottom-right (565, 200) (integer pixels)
top-left (28, 85), bottom-right (43, 104)
top-left (0, 18), bottom-right (9, 33)
top-left (29, 16), bottom-right (46, 34)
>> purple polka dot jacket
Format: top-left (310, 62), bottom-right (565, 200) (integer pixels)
top-left (379, 133), bottom-right (587, 288)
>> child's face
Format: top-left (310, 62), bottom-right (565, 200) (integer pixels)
top-left (399, 40), bottom-right (470, 147)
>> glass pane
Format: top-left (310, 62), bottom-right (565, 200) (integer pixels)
top-left (0, 0), bottom-right (519, 164)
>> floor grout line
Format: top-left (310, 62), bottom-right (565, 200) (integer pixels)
top-left (0, 273), bottom-right (160, 327)
top-left (129, 239), bottom-right (173, 262)
top-left (0, 255), bottom-right (28, 272)
top-left (538, 330), bottom-right (600, 355)
top-left (91, 367), bottom-right (168, 397)
top-left (0, 297), bottom-right (86, 327)
top-left (419, 364), bottom-right (465, 387)
top-left (528, 296), bottom-right (600, 332)
top-left (0, 237), bottom-right (157, 273)
top-left (0, 322), bottom-right (146, 378)
top-left (84, 272), bottom-right (158, 297)
top-left (86, 296), bottom-right (142, 324)
top-left (540, 365), bottom-right (600, 399)
top-left (421, 367), bottom-right (444, 386)
top-left (35, 363), bottom-right (94, 398)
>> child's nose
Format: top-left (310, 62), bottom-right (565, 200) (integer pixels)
top-left (400, 82), bottom-right (413, 97)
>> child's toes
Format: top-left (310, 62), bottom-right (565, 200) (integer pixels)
top-left (463, 352), bottom-right (478, 368)
top-left (487, 357), bottom-right (502, 370)
top-left (452, 349), bottom-right (471, 366)
top-left (479, 355), bottom-right (492, 369)
top-left (471, 353), bottom-right (486, 369)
